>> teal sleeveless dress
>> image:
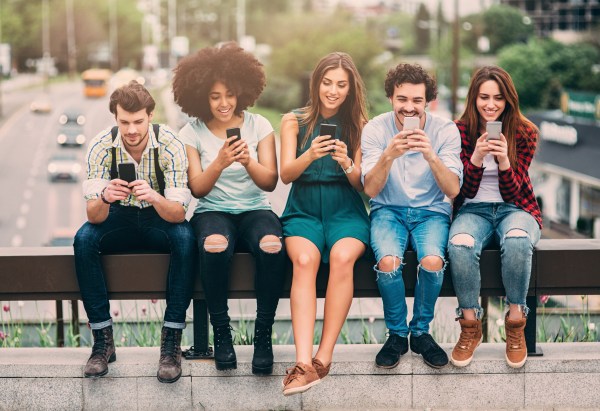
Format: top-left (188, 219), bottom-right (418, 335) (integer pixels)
top-left (280, 113), bottom-right (370, 263)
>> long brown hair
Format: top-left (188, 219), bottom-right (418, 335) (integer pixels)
top-left (297, 52), bottom-right (368, 157)
top-left (460, 66), bottom-right (538, 169)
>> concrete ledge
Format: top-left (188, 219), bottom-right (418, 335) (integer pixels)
top-left (1, 343), bottom-right (599, 410)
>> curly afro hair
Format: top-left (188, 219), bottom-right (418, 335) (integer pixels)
top-left (172, 42), bottom-right (266, 123)
top-left (384, 63), bottom-right (437, 102)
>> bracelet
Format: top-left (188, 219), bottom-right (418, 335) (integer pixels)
top-left (100, 187), bottom-right (112, 205)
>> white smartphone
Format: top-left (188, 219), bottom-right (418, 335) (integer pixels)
top-left (403, 116), bottom-right (420, 131)
top-left (486, 121), bottom-right (502, 140)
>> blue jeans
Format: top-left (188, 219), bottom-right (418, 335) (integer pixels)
top-left (370, 206), bottom-right (450, 337)
top-left (448, 202), bottom-right (541, 319)
top-left (190, 210), bottom-right (285, 328)
top-left (74, 204), bottom-right (196, 330)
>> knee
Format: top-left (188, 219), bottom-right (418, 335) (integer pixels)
top-left (377, 255), bottom-right (402, 273)
top-left (203, 234), bottom-right (228, 253)
top-left (259, 235), bottom-right (282, 254)
top-left (294, 253), bottom-right (317, 271)
top-left (420, 255), bottom-right (444, 271)
top-left (449, 233), bottom-right (475, 248)
top-left (74, 224), bottom-right (97, 249)
top-left (329, 248), bottom-right (356, 268)
top-left (506, 229), bottom-right (529, 239)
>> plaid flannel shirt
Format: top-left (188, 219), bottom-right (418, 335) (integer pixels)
top-left (454, 120), bottom-right (542, 228)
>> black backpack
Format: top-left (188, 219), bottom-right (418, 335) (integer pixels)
top-left (110, 124), bottom-right (165, 195)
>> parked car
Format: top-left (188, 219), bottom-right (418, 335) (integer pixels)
top-left (30, 94), bottom-right (52, 114)
top-left (47, 153), bottom-right (81, 182)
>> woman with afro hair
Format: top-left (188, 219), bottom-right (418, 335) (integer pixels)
top-left (279, 52), bottom-right (370, 395)
top-left (172, 42), bottom-right (285, 374)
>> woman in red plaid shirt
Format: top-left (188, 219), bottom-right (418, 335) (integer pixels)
top-left (448, 66), bottom-right (542, 369)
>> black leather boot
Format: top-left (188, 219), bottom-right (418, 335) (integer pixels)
top-left (157, 327), bottom-right (183, 383)
top-left (213, 324), bottom-right (237, 370)
top-left (84, 326), bottom-right (116, 377)
top-left (252, 324), bottom-right (273, 375)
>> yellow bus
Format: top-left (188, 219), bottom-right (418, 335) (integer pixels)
top-left (82, 68), bottom-right (112, 98)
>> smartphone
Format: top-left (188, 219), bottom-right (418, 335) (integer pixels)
top-left (118, 162), bottom-right (136, 184)
top-left (319, 124), bottom-right (337, 140)
top-left (226, 127), bottom-right (241, 145)
top-left (486, 121), bottom-right (502, 140)
top-left (403, 116), bottom-right (420, 131)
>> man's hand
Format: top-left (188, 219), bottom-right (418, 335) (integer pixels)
top-left (406, 129), bottom-right (436, 162)
top-left (103, 178), bottom-right (132, 203)
top-left (384, 130), bottom-right (411, 160)
top-left (130, 179), bottom-right (161, 204)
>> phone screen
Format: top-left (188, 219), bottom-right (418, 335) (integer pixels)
top-left (486, 121), bottom-right (502, 140)
top-left (319, 124), bottom-right (337, 140)
top-left (226, 127), bottom-right (241, 145)
top-left (118, 162), bottom-right (136, 183)
top-left (403, 116), bottom-right (420, 131)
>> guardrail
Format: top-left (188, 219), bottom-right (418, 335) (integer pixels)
top-left (1, 239), bottom-right (599, 356)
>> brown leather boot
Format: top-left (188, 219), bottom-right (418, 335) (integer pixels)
top-left (450, 318), bottom-right (483, 367)
top-left (505, 313), bottom-right (527, 368)
top-left (84, 326), bottom-right (116, 377)
top-left (157, 327), bottom-right (183, 383)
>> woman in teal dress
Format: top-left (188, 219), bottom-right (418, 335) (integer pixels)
top-left (279, 52), bottom-right (370, 396)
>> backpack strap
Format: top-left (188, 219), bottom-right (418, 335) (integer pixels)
top-left (109, 124), bottom-right (165, 196)
top-left (110, 126), bottom-right (119, 180)
top-left (152, 124), bottom-right (165, 196)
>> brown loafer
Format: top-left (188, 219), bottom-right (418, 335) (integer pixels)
top-left (312, 358), bottom-right (331, 380)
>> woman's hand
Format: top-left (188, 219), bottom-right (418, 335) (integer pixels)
top-left (308, 135), bottom-right (336, 162)
top-left (488, 133), bottom-right (510, 170)
top-left (215, 137), bottom-right (246, 169)
top-left (470, 134), bottom-right (491, 167)
top-left (330, 139), bottom-right (352, 170)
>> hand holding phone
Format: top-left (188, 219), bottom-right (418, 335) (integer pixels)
top-left (118, 162), bottom-right (136, 184)
top-left (226, 127), bottom-right (241, 145)
top-left (486, 121), bottom-right (502, 141)
top-left (319, 124), bottom-right (337, 140)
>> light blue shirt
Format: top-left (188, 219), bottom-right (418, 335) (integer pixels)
top-left (361, 111), bottom-right (463, 216)
top-left (178, 111), bottom-right (273, 214)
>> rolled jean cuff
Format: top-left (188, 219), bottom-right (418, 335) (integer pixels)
top-left (455, 306), bottom-right (484, 320)
top-left (90, 319), bottom-right (113, 330)
top-left (504, 299), bottom-right (530, 317)
top-left (164, 321), bottom-right (186, 330)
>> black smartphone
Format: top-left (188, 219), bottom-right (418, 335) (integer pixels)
top-left (319, 124), bottom-right (337, 140)
top-left (226, 127), bottom-right (241, 145)
top-left (118, 162), bottom-right (136, 183)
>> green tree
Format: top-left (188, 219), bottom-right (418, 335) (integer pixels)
top-left (483, 5), bottom-right (534, 53)
top-left (414, 3), bottom-right (430, 54)
top-left (498, 40), bottom-right (551, 108)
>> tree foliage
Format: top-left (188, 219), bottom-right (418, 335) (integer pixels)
top-left (483, 5), bottom-right (534, 53)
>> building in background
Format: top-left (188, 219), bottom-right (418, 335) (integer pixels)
top-left (500, 0), bottom-right (600, 42)
top-left (529, 90), bottom-right (600, 238)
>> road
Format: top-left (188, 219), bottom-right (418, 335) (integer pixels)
top-left (0, 80), bottom-right (113, 247)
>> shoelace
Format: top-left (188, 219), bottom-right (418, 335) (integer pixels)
top-left (161, 331), bottom-right (178, 357)
top-left (254, 329), bottom-right (272, 349)
top-left (457, 329), bottom-right (477, 350)
top-left (283, 364), bottom-right (306, 385)
top-left (91, 330), bottom-right (109, 357)
top-left (214, 326), bottom-right (233, 347)
top-left (506, 329), bottom-right (523, 350)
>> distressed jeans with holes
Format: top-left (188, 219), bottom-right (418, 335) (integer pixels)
top-left (370, 206), bottom-right (450, 337)
top-left (190, 210), bottom-right (286, 328)
top-left (448, 202), bottom-right (541, 319)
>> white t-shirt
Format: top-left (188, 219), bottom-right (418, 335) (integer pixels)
top-left (464, 153), bottom-right (504, 204)
top-left (178, 111), bottom-right (273, 214)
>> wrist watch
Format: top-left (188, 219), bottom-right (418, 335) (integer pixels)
top-left (343, 159), bottom-right (355, 174)
top-left (100, 187), bottom-right (112, 205)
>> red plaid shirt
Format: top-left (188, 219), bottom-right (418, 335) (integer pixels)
top-left (454, 120), bottom-right (542, 228)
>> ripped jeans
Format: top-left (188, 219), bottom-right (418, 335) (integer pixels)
top-left (370, 206), bottom-right (450, 337)
top-left (190, 210), bottom-right (286, 328)
top-left (448, 202), bottom-right (541, 319)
